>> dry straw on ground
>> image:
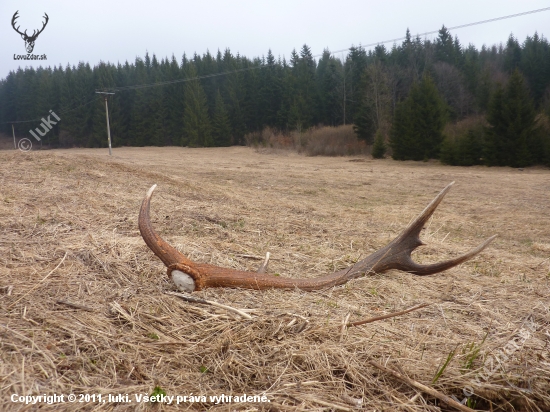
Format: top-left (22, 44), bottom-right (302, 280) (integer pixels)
top-left (1, 146), bottom-right (549, 411)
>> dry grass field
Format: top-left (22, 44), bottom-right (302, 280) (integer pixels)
top-left (1, 146), bottom-right (549, 411)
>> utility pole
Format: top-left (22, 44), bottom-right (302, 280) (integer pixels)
top-left (95, 91), bottom-right (115, 156)
top-left (11, 124), bottom-right (16, 149)
top-left (341, 52), bottom-right (346, 126)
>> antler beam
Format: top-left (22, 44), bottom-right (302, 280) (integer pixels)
top-left (139, 183), bottom-right (496, 292)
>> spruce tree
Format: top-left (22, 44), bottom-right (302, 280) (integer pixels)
top-left (485, 69), bottom-right (537, 167)
top-left (146, 54), bottom-right (167, 146)
top-left (520, 33), bottom-right (550, 105)
top-left (259, 49), bottom-right (282, 128)
top-left (459, 130), bottom-right (483, 165)
top-left (353, 103), bottom-right (376, 143)
top-left (130, 57), bottom-right (150, 146)
top-left (410, 75), bottom-right (447, 159)
top-left (211, 90), bottom-right (232, 146)
top-left (371, 130), bottom-right (387, 158)
top-left (506, 69), bottom-right (538, 166)
top-left (316, 50), bottom-right (343, 126)
top-left (390, 99), bottom-right (413, 160)
top-left (390, 75), bottom-right (447, 160)
top-left (440, 128), bottom-right (484, 166)
top-left (288, 44), bottom-right (317, 129)
top-left (484, 84), bottom-right (505, 165)
top-left (222, 49), bottom-right (247, 144)
top-left (439, 137), bottom-right (457, 165)
top-left (182, 64), bottom-right (212, 147)
top-left (164, 55), bottom-right (184, 145)
top-left (346, 46), bottom-right (368, 124)
top-left (435, 26), bottom-right (456, 65)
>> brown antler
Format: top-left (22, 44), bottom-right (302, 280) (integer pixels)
top-left (139, 183), bottom-right (496, 292)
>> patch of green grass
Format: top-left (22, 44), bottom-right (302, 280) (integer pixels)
top-left (520, 238), bottom-right (533, 247)
top-left (147, 333), bottom-right (159, 340)
top-left (519, 273), bottom-right (531, 283)
top-left (471, 262), bottom-right (502, 277)
top-left (150, 386), bottom-right (166, 402)
top-left (432, 345), bottom-right (458, 384)
top-left (462, 331), bottom-right (489, 371)
top-left (199, 366), bottom-right (209, 374)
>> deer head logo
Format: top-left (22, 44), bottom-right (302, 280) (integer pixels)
top-left (11, 11), bottom-right (49, 54)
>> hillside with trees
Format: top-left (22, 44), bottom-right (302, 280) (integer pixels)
top-left (1, 27), bottom-right (549, 166)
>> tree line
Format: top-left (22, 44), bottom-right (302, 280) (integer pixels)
top-left (0, 27), bottom-right (549, 166)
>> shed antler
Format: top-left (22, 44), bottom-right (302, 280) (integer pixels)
top-left (139, 183), bottom-right (496, 292)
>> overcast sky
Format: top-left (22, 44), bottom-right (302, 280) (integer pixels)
top-left (1, 1), bottom-right (549, 79)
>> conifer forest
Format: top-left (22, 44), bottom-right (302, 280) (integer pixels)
top-left (1, 27), bottom-right (549, 167)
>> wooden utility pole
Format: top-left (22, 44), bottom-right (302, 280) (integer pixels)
top-left (95, 91), bottom-right (115, 156)
top-left (341, 53), bottom-right (346, 126)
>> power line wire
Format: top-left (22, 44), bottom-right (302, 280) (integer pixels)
top-left (100, 6), bottom-right (550, 93)
top-left (3, 96), bottom-right (98, 125)
top-left (329, 6), bottom-right (550, 55)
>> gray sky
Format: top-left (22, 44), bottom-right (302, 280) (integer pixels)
top-left (1, 0), bottom-right (549, 79)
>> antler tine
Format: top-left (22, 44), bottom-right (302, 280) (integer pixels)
top-left (138, 184), bottom-right (194, 268)
top-left (347, 182), bottom-right (497, 277)
top-left (396, 181), bottom-right (455, 244)
top-left (396, 235), bottom-right (497, 276)
top-left (392, 182), bottom-right (497, 275)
